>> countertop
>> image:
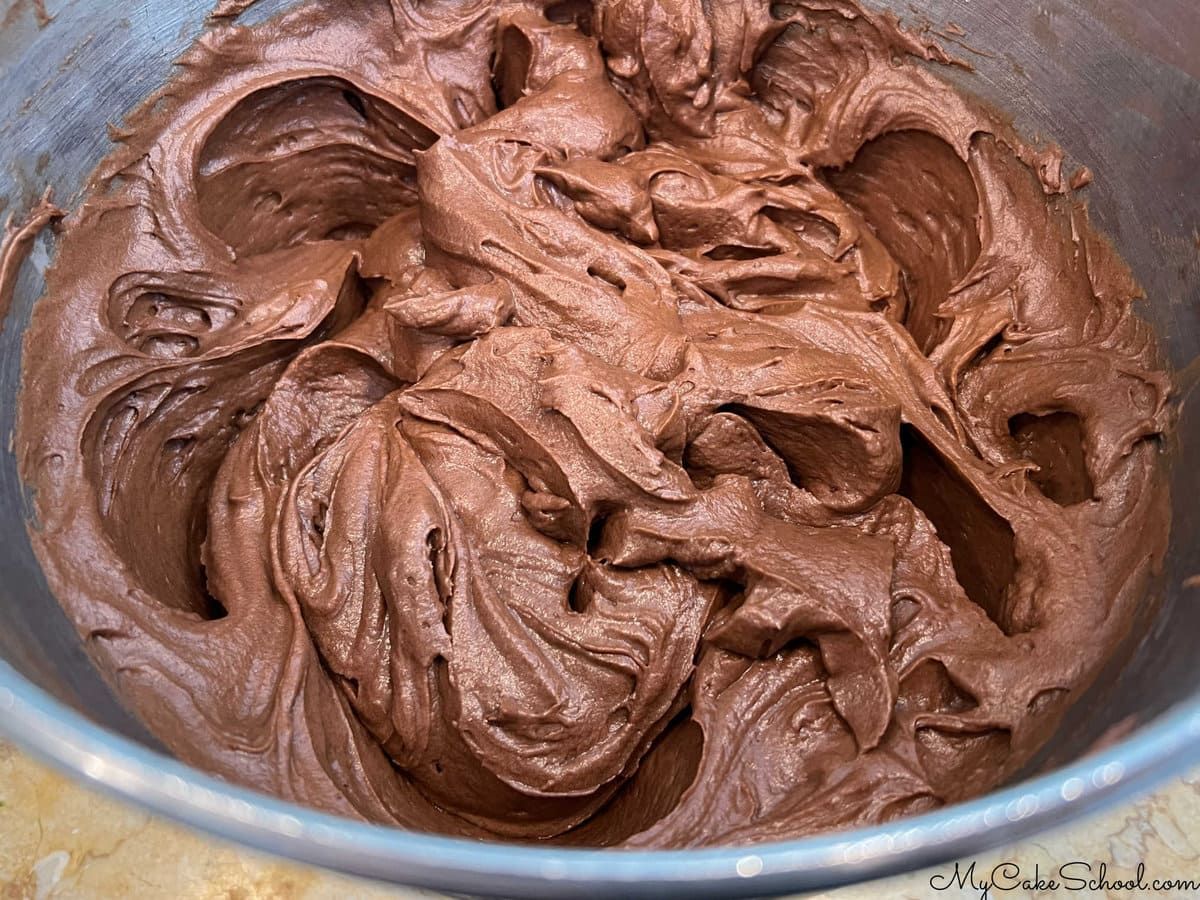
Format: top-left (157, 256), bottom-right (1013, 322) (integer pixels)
top-left (2, 740), bottom-right (1199, 899)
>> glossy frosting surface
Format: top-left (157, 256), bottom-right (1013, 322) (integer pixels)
top-left (17, 0), bottom-right (1170, 846)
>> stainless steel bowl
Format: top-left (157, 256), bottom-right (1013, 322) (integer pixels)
top-left (0, 1), bottom-right (1196, 896)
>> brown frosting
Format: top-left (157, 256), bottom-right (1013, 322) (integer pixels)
top-left (16, 0), bottom-right (1172, 847)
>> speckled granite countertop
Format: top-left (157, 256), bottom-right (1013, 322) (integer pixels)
top-left (2, 742), bottom-right (1199, 899)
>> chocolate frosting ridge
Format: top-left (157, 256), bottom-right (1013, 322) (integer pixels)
top-left (18, 0), bottom-right (1171, 846)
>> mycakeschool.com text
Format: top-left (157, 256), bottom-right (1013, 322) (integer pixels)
top-left (928, 860), bottom-right (1200, 898)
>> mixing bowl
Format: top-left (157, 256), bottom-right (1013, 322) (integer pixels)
top-left (0, 0), bottom-right (1196, 896)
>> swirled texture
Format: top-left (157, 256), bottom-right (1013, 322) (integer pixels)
top-left (18, 0), bottom-right (1171, 846)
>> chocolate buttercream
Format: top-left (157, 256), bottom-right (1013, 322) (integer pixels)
top-left (17, 0), bottom-right (1171, 846)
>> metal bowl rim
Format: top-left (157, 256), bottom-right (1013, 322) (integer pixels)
top-left (1, 658), bottom-right (1198, 896)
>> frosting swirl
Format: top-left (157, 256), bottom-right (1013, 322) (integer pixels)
top-left (18, 0), bottom-right (1170, 846)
